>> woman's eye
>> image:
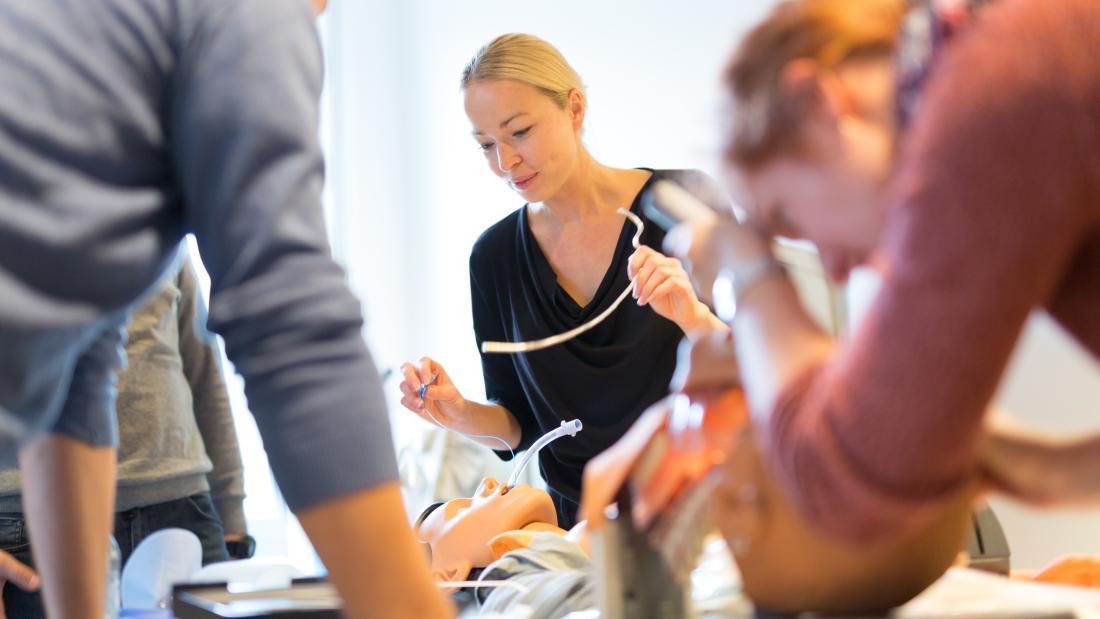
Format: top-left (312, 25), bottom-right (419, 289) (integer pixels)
top-left (479, 142), bottom-right (494, 151)
top-left (513, 126), bottom-right (531, 138)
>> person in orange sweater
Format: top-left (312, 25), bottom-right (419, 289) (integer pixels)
top-left (659, 0), bottom-right (1100, 594)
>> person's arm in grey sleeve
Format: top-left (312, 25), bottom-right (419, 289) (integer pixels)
top-left (168, 5), bottom-right (454, 616)
top-left (25, 316), bottom-right (126, 617)
top-left (175, 259), bottom-right (246, 535)
top-left (170, 0), bottom-right (396, 512)
top-left (48, 316), bottom-right (128, 448)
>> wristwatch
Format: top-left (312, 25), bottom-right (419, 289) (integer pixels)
top-left (711, 255), bottom-right (786, 323)
top-left (225, 534), bottom-right (257, 560)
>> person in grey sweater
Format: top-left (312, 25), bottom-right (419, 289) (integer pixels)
top-left (0, 0), bottom-right (450, 617)
top-left (0, 255), bottom-right (248, 617)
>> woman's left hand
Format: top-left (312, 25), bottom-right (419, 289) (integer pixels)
top-left (628, 246), bottom-right (715, 334)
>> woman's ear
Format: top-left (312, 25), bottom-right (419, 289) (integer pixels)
top-left (568, 88), bottom-right (586, 131)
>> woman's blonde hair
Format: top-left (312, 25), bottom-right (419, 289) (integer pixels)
top-left (461, 33), bottom-right (586, 110)
top-left (724, 0), bottom-right (906, 168)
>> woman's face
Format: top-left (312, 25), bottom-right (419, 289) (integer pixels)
top-left (727, 58), bottom-right (897, 281)
top-left (730, 154), bottom-right (888, 282)
top-left (464, 79), bottom-right (583, 203)
top-left (416, 476), bottom-right (557, 579)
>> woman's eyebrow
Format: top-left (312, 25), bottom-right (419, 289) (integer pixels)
top-left (499, 112), bottom-right (528, 128)
top-left (471, 112), bottom-right (530, 137)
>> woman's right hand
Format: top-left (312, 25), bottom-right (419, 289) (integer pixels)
top-left (664, 217), bottom-right (773, 309)
top-left (398, 357), bottom-right (470, 430)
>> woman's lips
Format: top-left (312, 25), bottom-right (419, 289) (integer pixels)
top-left (511, 172), bottom-right (538, 190)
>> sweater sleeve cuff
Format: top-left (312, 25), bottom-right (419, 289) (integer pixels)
top-left (50, 317), bottom-right (128, 447)
top-left (215, 496), bottom-right (247, 535)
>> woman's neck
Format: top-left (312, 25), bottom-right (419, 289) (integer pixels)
top-left (533, 151), bottom-right (628, 224)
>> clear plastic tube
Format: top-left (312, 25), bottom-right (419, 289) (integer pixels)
top-left (505, 419), bottom-right (583, 490)
top-left (419, 381), bottom-right (515, 462)
top-left (481, 209), bottom-right (644, 354)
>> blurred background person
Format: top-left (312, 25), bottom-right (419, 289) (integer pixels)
top-left (0, 256), bottom-right (250, 617)
top-left (668, 0), bottom-right (1100, 566)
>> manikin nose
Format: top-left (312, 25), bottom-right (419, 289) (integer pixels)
top-left (478, 477), bottom-right (500, 496)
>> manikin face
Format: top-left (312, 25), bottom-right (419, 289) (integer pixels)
top-left (416, 477), bottom-right (557, 581)
top-left (727, 58), bottom-right (897, 282)
top-left (464, 79), bottom-right (584, 203)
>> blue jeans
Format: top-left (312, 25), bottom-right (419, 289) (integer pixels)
top-left (1, 491), bottom-right (229, 618)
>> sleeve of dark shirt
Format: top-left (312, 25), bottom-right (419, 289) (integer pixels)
top-left (176, 259), bottom-right (247, 535)
top-left (48, 317), bottom-right (128, 447)
top-left (470, 241), bottom-right (540, 457)
top-left (765, 0), bottom-right (1100, 542)
top-left (169, 0), bottom-right (397, 511)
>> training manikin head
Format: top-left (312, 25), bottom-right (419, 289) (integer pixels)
top-left (415, 476), bottom-right (560, 581)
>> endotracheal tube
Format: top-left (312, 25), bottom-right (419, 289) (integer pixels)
top-left (505, 419), bottom-right (583, 491)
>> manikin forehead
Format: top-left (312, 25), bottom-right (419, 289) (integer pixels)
top-left (417, 475), bottom-right (557, 550)
top-left (416, 498), bottom-right (470, 542)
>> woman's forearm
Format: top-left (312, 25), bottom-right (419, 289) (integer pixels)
top-left (299, 483), bottom-right (454, 619)
top-left (21, 435), bottom-right (116, 619)
top-left (668, 219), bottom-right (832, 419)
top-left (729, 275), bottom-right (834, 421)
top-left (458, 400), bottom-right (524, 450)
top-left (682, 301), bottom-right (731, 341)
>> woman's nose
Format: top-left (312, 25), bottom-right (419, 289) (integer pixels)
top-left (495, 144), bottom-right (520, 171)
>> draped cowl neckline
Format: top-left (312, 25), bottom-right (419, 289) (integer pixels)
top-left (517, 170), bottom-right (658, 325)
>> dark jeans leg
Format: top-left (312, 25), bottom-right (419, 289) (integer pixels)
top-left (0, 513), bottom-right (46, 619)
top-left (115, 492), bottom-right (230, 567)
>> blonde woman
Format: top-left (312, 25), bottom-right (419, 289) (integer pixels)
top-left (400, 34), bottom-right (725, 528)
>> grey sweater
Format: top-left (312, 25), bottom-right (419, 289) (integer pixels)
top-left (0, 0), bottom-right (397, 510)
top-left (0, 260), bottom-right (247, 534)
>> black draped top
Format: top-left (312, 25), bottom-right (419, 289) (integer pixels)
top-left (468, 168), bottom-right (722, 527)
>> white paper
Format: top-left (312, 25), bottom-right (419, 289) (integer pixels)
top-left (120, 528), bottom-right (202, 609)
top-left (898, 567), bottom-right (1100, 618)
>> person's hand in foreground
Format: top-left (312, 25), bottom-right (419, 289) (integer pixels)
top-left (0, 550), bottom-right (39, 619)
